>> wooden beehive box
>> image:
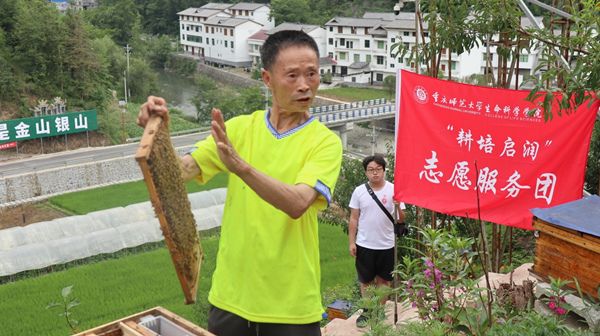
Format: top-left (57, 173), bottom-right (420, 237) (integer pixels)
top-left (327, 299), bottom-right (353, 320)
top-left (74, 306), bottom-right (215, 336)
top-left (530, 195), bottom-right (600, 299)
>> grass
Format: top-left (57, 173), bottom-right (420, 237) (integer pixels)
top-left (0, 224), bottom-right (354, 335)
top-left (318, 86), bottom-right (393, 102)
top-left (1, 176), bottom-right (355, 334)
top-left (50, 172), bottom-right (228, 215)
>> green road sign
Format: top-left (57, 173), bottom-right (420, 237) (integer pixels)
top-left (0, 110), bottom-right (98, 143)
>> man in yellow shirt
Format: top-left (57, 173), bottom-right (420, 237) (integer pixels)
top-left (137, 30), bottom-right (342, 336)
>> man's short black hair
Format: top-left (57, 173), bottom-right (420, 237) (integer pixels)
top-left (362, 155), bottom-right (386, 171)
top-left (260, 30), bottom-right (320, 72)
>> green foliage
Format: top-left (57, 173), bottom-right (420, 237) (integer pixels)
top-left (383, 75), bottom-right (396, 100)
top-left (0, 220), bottom-right (353, 335)
top-left (269, 0), bottom-right (311, 26)
top-left (86, 0), bottom-right (140, 45)
top-left (166, 53), bottom-right (197, 75)
top-left (396, 228), bottom-right (492, 333)
top-left (192, 75), bottom-right (265, 124)
top-left (319, 155), bottom-right (365, 232)
top-left (146, 34), bottom-right (173, 68)
top-left (585, 121), bottom-right (600, 195)
top-left (45, 285), bottom-right (81, 334)
top-left (127, 58), bottom-right (160, 103)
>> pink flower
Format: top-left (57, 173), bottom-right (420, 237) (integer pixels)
top-left (555, 308), bottom-right (566, 315)
top-left (548, 301), bottom-right (556, 309)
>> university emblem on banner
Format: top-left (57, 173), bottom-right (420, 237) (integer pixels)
top-left (413, 85), bottom-right (428, 104)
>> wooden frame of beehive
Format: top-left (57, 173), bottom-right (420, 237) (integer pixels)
top-left (135, 115), bottom-right (202, 305)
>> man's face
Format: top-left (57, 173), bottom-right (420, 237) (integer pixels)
top-left (365, 161), bottom-right (385, 183)
top-left (262, 45), bottom-right (320, 114)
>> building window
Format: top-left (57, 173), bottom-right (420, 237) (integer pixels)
top-left (391, 38), bottom-right (395, 43)
top-left (364, 28), bottom-right (369, 34)
top-left (230, 29), bottom-right (233, 36)
top-left (365, 40), bottom-right (370, 48)
top-left (182, 34), bottom-right (186, 40)
top-left (329, 38), bottom-right (334, 45)
top-left (329, 26), bottom-right (333, 32)
top-left (377, 41), bottom-right (384, 49)
top-left (376, 56), bottom-right (384, 65)
top-left (340, 38), bottom-right (345, 46)
top-left (211, 27), bottom-right (214, 34)
top-left (352, 77), bottom-right (356, 82)
top-left (328, 52), bottom-right (334, 58)
top-left (390, 64), bottom-right (395, 68)
top-left (519, 54), bottom-right (529, 62)
top-left (451, 61), bottom-right (457, 70)
top-left (339, 52), bottom-right (346, 60)
top-left (376, 73), bottom-right (383, 81)
top-left (224, 29), bottom-right (228, 36)
top-left (403, 31), bottom-right (409, 36)
top-left (338, 26), bottom-right (343, 33)
top-left (255, 45), bottom-right (259, 51)
top-left (225, 41), bottom-right (228, 47)
top-left (212, 38), bottom-right (215, 45)
top-left (366, 55), bottom-right (371, 62)
top-left (442, 64), bottom-right (446, 71)
top-left (351, 28), bottom-right (356, 34)
top-left (182, 24), bottom-right (184, 29)
top-left (424, 32), bottom-right (429, 37)
top-left (231, 41), bottom-right (234, 48)
top-left (354, 54), bottom-right (360, 62)
top-left (483, 53), bottom-right (493, 61)
top-left (346, 41), bottom-right (353, 49)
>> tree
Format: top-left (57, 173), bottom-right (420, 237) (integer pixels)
top-left (86, 0), bottom-right (140, 46)
top-left (146, 35), bottom-right (173, 68)
top-left (127, 58), bottom-right (159, 103)
top-left (269, 0), bottom-right (311, 25)
top-left (383, 75), bottom-right (396, 99)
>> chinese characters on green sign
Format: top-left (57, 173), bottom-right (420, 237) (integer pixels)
top-left (0, 110), bottom-right (98, 143)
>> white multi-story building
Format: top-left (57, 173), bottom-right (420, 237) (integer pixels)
top-left (247, 23), bottom-right (333, 74)
top-left (178, 4), bottom-right (542, 89)
top-left (178, 3), bottom-right (274, 67)
top-left (323, 12), bottom-right (542, 87)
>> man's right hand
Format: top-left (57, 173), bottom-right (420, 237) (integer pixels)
top-left (137, 96), bottom-right (170, 128)
top-left (349, 242), bottom-right (357, 258)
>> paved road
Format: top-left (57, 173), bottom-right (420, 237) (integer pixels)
top-left (0, 131), bottom-right (211, 178)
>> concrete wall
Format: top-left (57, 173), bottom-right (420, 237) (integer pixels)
top-left (0, 147), bottom-right (194, 208)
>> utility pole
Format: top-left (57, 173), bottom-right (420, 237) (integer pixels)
top-left (366, 125), bottom-right (378, 156)
top-left (124, 44), bottom-right (131, 100)
top-left (123, 70), bottom-right (127, 104)
top-left (124, 44), bottom-right (131, 73)
top-left (119, 100), bottom-right (126, 144)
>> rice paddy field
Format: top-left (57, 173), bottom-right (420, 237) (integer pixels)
top-left (0, 178), bottom-right (355, 335)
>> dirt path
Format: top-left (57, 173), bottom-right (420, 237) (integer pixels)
top-left (0, 202), bottom-right (68, 230)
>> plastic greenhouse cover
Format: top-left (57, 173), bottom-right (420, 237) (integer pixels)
top-left (0, 188), bottom-right (227, 277)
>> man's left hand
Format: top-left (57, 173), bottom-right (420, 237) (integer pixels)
top-left (211, 108), bottom-right (248, 175)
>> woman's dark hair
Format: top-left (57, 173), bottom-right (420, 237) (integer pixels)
top-left (260, 30), bottom-right (320, 72)
top-left (362, 155), bottom-right (386, 171)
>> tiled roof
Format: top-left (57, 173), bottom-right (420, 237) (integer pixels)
top-left (230, 3), bottom-right (268, 10)
top-left (267, 22), bottom-right (321, 35)
top-left (248, 29), bottom-right (269, 41)
top-left (177, 8), bottom-right (223, 18)
top-left (204, 17), bottom-right (260, 28)
top-left (201, 3), bottom-right (232, 10)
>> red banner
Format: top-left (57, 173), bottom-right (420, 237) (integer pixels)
top-left (0, 142), bottom-right (16, 150)
top-left (394, 70), bottom-right (599, 230)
